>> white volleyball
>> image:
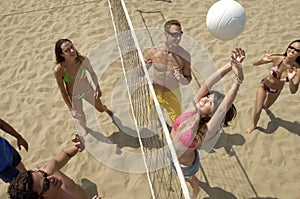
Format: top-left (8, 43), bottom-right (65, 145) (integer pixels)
top-left (206, 0), bottom-right (246, 41)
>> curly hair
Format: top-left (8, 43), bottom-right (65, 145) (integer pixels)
top-left (7, 171), bottom-right (39, 199)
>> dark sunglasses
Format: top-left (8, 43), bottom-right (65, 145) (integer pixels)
top-left (64, 45), bottom-right (74, 53)
top-left (37, 170), bottom-right (50, 199)
top-left (288, 45), bottom-right (300, 53)
top-left (165, 29), bottom-right (183, 37)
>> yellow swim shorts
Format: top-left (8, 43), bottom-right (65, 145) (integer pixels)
top-left (149, 87), bottom-right (181, 124)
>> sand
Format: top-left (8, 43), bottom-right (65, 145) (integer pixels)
top-left (0, 0), bottom-right (299, 198)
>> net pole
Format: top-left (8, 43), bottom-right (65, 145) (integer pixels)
top-left (107, 0), bottom-right (156, 198)
top-left (118, 0), bottom-right (190, 198)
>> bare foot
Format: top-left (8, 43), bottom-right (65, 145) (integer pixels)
top-left (104, 105), bottom-right (113, 116)
top-left (246, 124), bottom-right (256, 134)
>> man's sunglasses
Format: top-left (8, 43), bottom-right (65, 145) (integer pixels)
top-left (165, 29), bottom-right (183, 37)
top-left (288, 45), bottom-right (300, 53)
top-left (37, 170), bottom-right (50, 199)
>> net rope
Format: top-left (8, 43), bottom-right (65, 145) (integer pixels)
top-left (107, 0), bottom-right (190, 198)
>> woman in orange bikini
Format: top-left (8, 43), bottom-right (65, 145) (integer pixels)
top-left (54, 39), bottom-right (112, 136)
top-left (246, 39), bottom-right (300, 134)
top-left (171, 47), bottom-right (245, 198)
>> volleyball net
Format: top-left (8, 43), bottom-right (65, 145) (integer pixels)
top-left (107, 0), bottom-right (190, 198)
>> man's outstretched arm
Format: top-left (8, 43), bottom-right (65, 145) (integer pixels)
top-left (42, 133), bottom-right (84, 173)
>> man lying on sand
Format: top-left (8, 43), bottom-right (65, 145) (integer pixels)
top-left (7, 133), bottom-right (100, 199)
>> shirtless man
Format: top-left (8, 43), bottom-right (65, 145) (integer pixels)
top-left (7, 133), bottom-right (100, 199)
top-left (142, 20), bottom-right (192, 125)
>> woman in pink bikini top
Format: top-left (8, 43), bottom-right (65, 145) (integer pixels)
top-left (170, 47), bottom-right (245, 199)
top-left (246, 39), bottom-right (300, 134)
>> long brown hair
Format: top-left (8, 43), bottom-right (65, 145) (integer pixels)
top-left (273, 39), bottom-right (300, 64)
top-left (284, 40), bottom-right (300, 64)
top-left (55, 39), bottom-right (81, 64)
top-left (202, 90), bottom-right (237, 127)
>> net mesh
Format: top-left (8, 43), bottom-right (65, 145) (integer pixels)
top-left (107, 0), bottom-right (189, 198)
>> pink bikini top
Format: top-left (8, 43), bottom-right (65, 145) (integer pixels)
top-left (270, 59), bottom-right (289, 82)
top-left (173, 111), bottom-right (198, 148)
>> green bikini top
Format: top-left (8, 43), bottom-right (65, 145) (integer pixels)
top-left (63, 67), bottom-right (86, 83)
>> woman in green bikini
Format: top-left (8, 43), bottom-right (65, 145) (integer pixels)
top-left (54, 39), bottom-right (112, 135)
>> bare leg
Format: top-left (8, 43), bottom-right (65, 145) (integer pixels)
top-left (84, 90), bottom-right (113, 116)
top-left (186, 175), bottom-right (200, 199)
top-left (72, 99), bottom-right (88, 136)
top-left (247, 86), bottom-right (267, 134)
top-left (264, 90), bottom-right (281, 108)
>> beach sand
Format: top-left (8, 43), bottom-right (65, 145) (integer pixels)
top-left (0, 0), bottom-right (299, 198)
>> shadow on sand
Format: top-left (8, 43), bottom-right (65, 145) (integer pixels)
top-left (257, 108), bottom-right (300, 136)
